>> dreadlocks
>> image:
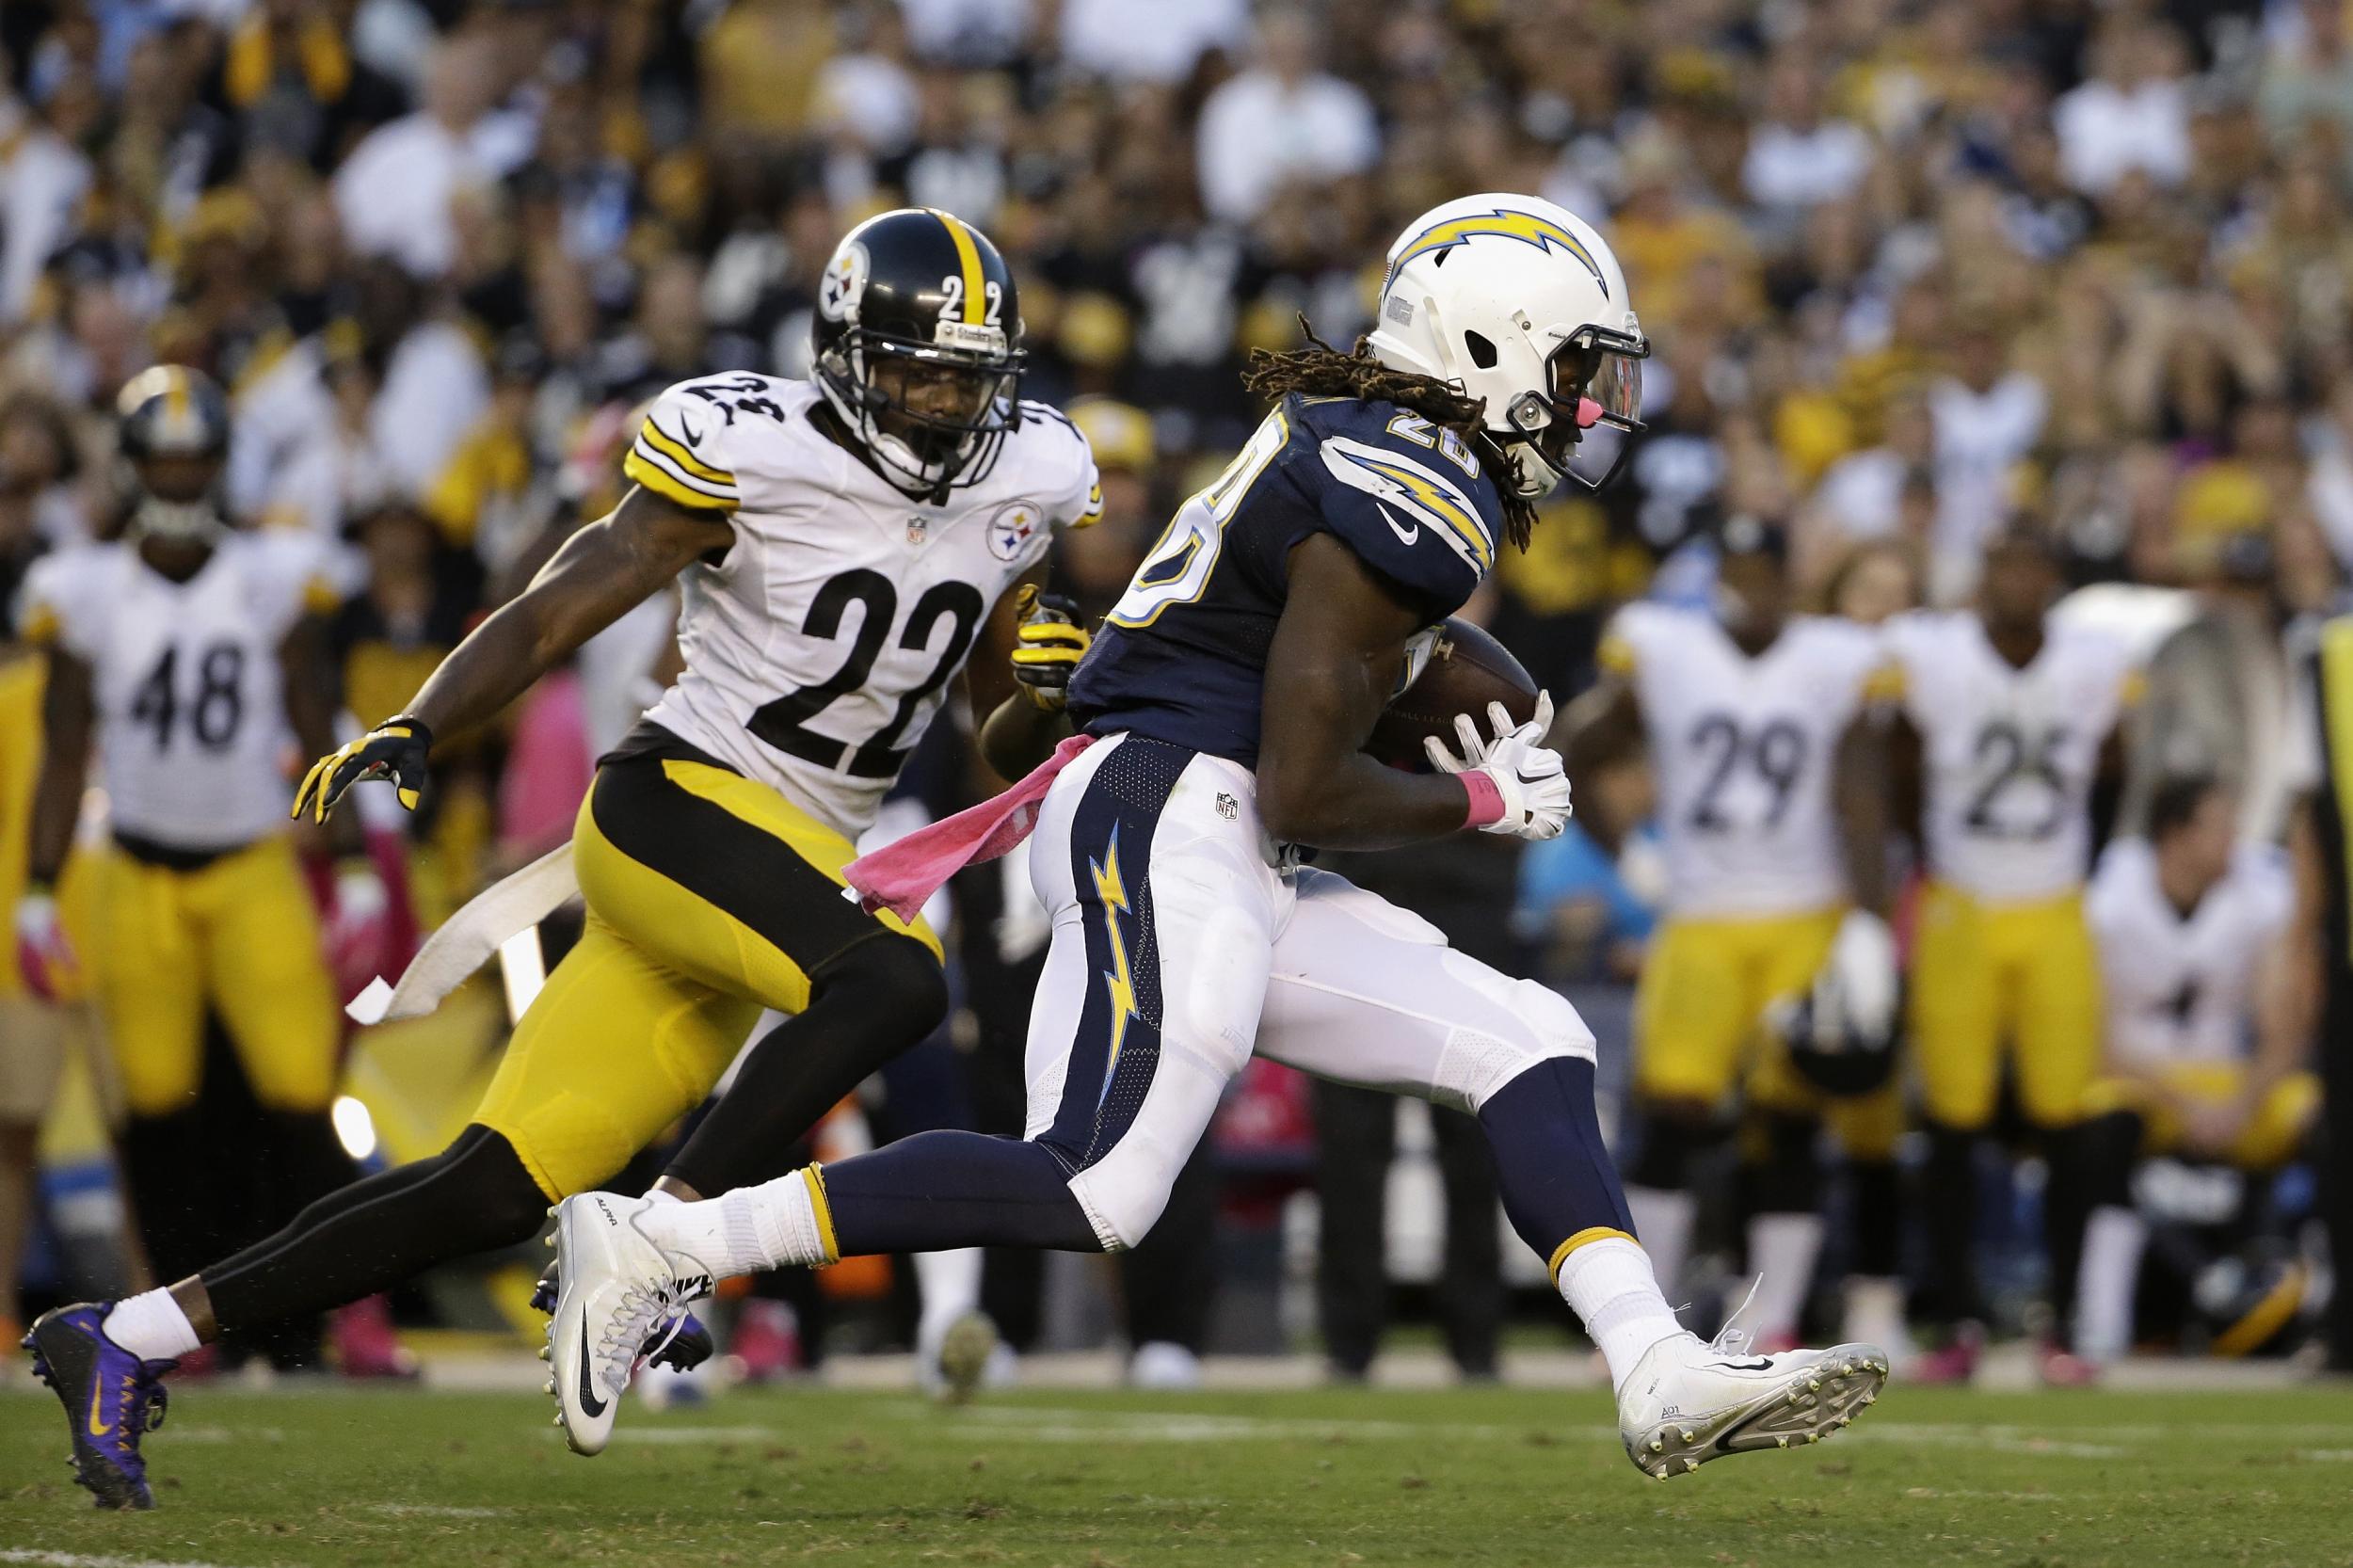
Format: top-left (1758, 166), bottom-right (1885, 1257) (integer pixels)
top-left (1241, 326), bottom-right (1537, 550)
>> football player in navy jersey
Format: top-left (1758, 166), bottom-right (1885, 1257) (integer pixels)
top-left (558, 195), bottom-right (1889, 1479)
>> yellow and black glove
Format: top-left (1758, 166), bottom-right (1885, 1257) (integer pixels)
top-left (293, 715), bottom-right (433, 824)
top-left (1008, 584), bottom-right (1091, 712)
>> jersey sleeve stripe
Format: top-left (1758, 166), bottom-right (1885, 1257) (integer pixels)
top-left (1076, 481), bottom-right (1104, 527)
top-left (625, 446), bottom-right (738, 511)
top-left (638, 419), bottom-right (736, 486)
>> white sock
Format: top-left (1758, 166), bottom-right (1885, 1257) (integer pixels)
top-left (1745, 1212), bottom-right (1825, 1344)
top-left (913, 1248), bottom-right (984, 1354)
top-left (1625, 1187), bottom-right (1695, 1302)
top-left (1558, 1237), bottom-right (1685, 1395)
top-left (2073, 1206), bottom-right (2148, 1362)
top-left (638, 1169), bottom-right (833, 1278)
top-left (103, 1290), bottom-right (201, 1362)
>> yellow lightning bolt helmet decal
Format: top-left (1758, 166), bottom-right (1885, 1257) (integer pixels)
top-left (1089, 825), bottom-right (1140, 1104)
top-left (1385, 207), bottom-right (1607, 294)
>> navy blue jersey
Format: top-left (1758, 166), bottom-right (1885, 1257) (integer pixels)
top-left (1067, 393), bottom-right (1505, 764)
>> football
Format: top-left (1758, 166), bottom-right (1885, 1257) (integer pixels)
top-left (1364, 617), bottom-right (1543, 770)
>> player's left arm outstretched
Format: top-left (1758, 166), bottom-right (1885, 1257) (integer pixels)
top-left (292, 486), bottom-right (735, 824)
top-left (1256, 532), bottom-right (1566, 849)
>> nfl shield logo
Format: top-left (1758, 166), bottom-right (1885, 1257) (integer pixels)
top-left (906, 515), bottom-right (929, 544)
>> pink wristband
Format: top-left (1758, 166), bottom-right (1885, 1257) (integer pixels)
top-left (1460, 770), bottom-right (1507, 828)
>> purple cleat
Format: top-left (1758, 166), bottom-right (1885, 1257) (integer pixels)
top-left (23, 1304), bottom-right (175, 1510)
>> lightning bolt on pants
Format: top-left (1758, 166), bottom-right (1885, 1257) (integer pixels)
top-left (817, 733), bottom-right (1630, 1264)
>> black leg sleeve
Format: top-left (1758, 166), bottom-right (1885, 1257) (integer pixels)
top-left (1119, 1134), bottom-right (1219, 1352)
top-left (1432, 1104), bottom-right (1502, 1380)
top-left (200, 1126), bottom-right (551, 1335)
top-left (664, 934), bottom-right (949, 1198)
top-left (1918, 1123), bottom-right (1981, 1327)
top-left (1312, 1081), bottom-right (1395, 1377)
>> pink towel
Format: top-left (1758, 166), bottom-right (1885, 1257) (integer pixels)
top-left (845, 734), bottom-right (1096, 920)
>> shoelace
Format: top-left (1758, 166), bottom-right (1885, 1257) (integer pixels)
top-left (594, 1285), bottom-right (673, 1387)
top-left (105, 1377), bottom-right (168, 1479)
top-left (1707, 1274), bottom-right (1766, 1360)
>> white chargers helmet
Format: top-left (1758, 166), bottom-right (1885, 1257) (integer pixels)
top-left (1365, 193), bottom-right (1648, 497)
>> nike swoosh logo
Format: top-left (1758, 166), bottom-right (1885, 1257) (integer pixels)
top-left (88, 1380), bottom-right (114, 1438)
top-left (677, 415), bottom-right (703, 447)
top-left (1375, 501), bottom-right (1419, 546)
top-left (1715, 1358), bottom-right (1775, 1371)
top-left (574, 1332), bottom-right (608, 1418)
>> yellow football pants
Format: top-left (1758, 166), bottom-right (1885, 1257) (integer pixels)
top-left (1911, 881), bottom-right (2101, 1131)
top-left (1633, 906), bottom-right (1902, 1156)
top-left (472, 751), bottom-right (941, 1201)
top-left (91, 834), bottom-right (340, 1117)
top-left (2083, 1064), bottom-right (2321, 1171)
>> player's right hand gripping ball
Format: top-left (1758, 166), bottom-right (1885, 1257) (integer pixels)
top-left (1009, 584), bottom-right (1091, 712)
top-left (1427, 693), bottom-right (1574, 840)
top-left (294, 715), bottom-right (433, 823)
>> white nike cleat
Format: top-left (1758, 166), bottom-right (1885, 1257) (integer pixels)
top-left (1616, 1331), bottom-right (1889, 1481)
top-left (546, 1193), bottom-right (713, 1457)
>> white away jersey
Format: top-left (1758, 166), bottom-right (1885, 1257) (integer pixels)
top-left (1884, 611), bottom-right (2137, 903)
top-left (18, 532), bottom-right (335, 851)
top-left (623, 373), bottom-right (1100, 840)
top-left (2088, 837), bottom-right (2292, 1066)
top-left (1601, 604), bottom-right (1891, 918)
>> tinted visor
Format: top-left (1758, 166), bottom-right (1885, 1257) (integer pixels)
top-left (1543, 327), bottom-right (1647, 489)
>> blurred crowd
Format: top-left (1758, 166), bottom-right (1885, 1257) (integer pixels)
top-left (5, 0), bottom-right (2351, 1376)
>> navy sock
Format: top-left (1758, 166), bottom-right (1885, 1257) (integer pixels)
top-left (1476, 1056), bottom-right (1635, 1259)
top-left (822, 1131), bottom-right (1101, 1255)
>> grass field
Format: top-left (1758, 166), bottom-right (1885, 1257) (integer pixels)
top-left (7, 1380), bottom-right (2353, 1568)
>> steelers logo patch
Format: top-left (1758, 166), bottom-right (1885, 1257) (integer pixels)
top-left (986, 500), bottom-right (1044, 560)
top-left (819, 243), bottom-right (869, 322)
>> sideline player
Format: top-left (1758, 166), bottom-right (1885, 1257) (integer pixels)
top-left (555, 194), bottom-right (1888, 1479)
top-left (1883, 527), bottom-right (2138, 1384)
top-left (1563, 519), bottom-right (1903, 1353)
top-left (14, 368), bottom-right (388, 1351)
top-left (2071, 775), bottom-right (2315, 1364)
top-left (23, 209), bottom-right (1101, 1510)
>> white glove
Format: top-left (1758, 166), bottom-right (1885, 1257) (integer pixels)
top-left (1817, 907), bottom-right (1900, 1043)
top-left (14, 888), bottom-right (78, 1002)
top-left (1426, 693), bottom-right (1574, 841)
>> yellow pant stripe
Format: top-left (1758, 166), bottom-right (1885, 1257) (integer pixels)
top-left (933, 209), bottom-right (985, 323)
top-left (1548, 1226), bottom-right (1638, 1287)
top-left (804, 1165), bottom-right (840, 1265)
top-left (2325, 618), bottom-right (2353, 965)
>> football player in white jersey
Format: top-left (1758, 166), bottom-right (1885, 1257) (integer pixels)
top-left (2070, 775), bottom-right (2317, 1364)
top-left (552, 193), bottom-right (1886, 1480)
top-left (1881, 526), bottom-right (2140, 1385)
top-left (12, 367), bottom-right (390, 1382)
top-left (1565, 519), bottom-right (1904, 1354)
top-left (24, 210), bottom-right (1102, 1507)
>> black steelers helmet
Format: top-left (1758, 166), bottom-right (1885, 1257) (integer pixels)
top-left (811, 207), bottom-right (1025, 502)
top-left (116, 365), bottom-right (232, 541)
